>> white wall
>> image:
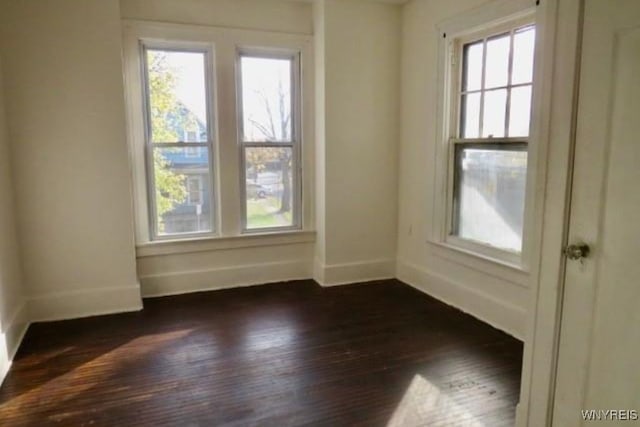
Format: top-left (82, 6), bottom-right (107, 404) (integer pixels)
top-left (314, 0), bottom-right (400, 285)
top-left (120, 0), bottom-right (313, 35)
top-left (0, 0), bottom-right (142, 322)
top-left (0, 58), bottom-right (28, 382)
top-left (397, 0), bottom-right (529, 339)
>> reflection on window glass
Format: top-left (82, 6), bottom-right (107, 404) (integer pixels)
top-left (146, 49), bottom-right (208, 143)
top-left (240, 56), bottom-right (292, 142)
top-left (454, 145), bottom-right (527, 252)
top-left (153, 146), bottom-right (212, 236)
top-left (245, 147), bottom-right (293, 229)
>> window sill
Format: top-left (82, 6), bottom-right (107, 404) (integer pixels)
top-left (427, 239), bottom-right (530, 287)
top-left (136, 230), bottom-right (316, 258)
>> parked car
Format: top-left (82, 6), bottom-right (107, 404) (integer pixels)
top-left (247, 183), bottom-right (271, 199)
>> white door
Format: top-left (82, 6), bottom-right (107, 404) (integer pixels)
top-left (552, 1), bottom-right (640, 425)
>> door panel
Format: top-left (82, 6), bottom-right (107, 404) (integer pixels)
top-left (553, 1), bottom-right (640, 425)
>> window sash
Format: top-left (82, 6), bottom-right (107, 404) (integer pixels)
top-left (141, 44), bottom-right (217, 240)
top-left (446, 139), bottom-right (528, 261)
top-left (237, 49), bottom-right (302, 233)
top-left (456, 23), bottom-right (535, 139)
top-left (237, 51), bottom-right (299, 144)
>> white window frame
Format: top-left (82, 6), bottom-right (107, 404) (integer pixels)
top-left (236, 48), bottom-right (302, 233)
top-left (122, 21), bottom-right (314, 246)
top-left (432, 0), bottom-right (537, 268)
top-left (141, 42), bottom-right (217, 241)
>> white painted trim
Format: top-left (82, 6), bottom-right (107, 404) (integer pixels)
top-left (0, 302), bottom-right (29, 386)
top-left (28, 285), bottom-right (143, 323)
top-left (313, 256), bottom-right (325, 285)
top-left (315, 259), bottom-right (396, 287)
top-left (396, 259), bottom-right (526, 340)
top-left (516, 0), bottom-right (583, 425)
top-left (137, 230), bottom-right (316, 257)
top-left (140, 260), bottom-right (313, 298)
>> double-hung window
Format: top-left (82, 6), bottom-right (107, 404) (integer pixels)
top-left (444, 19), bottom-right (536, 261)
top-left (143, 47), bottom-right (215, 239)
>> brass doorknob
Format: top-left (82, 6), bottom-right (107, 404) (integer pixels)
top-left (564, 243), bottom-right (590, 261)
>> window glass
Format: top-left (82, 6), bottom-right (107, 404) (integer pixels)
top-left (152, 142), bottom-right (212, 236)
top-left (244, 147), bottom-right (293, 229)
top-left (512, 27), bottom-right (536, 85)
top-left (146, 50), bottom-right (208, 143)
top-left (484, 33), bottom-right (510, 89)
top-left (454, 145), bottom-right (527, 252)
top-left (240, 56), bottom-right (292, 142)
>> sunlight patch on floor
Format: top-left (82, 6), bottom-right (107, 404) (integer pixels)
top-left (387, 374), bottom-right (485, 427)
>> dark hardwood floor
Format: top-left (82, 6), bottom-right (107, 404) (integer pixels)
top-left (0, 280), bottom-right (523, 426)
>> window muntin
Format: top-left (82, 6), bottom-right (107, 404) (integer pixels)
top-left (238, 52), bottom-right (300, 231)
top-left (450, 23), bottom-right (535, 255)
top-left (143, 47), bottom-right (215, 238)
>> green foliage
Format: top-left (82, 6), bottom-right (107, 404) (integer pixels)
top-left (154, 150), bottom-right (187, 218)
top-left (147, 51), bottom-right (187, 221)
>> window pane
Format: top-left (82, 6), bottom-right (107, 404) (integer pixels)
top-left (241, 56), bottom-right (293, 142)
top-left (461, 93), bottom-right (481, 138)
top-left (146, 49), bottom-right (208, 143)
top-left (245, 147), bottom-right (294, 229)
top-left (484, 33), bottom-right (510, 89)
top-left (462, 41), bottom-right (483, 92)
top-left (153, 146), bottom-right (212, 236)
top-left (482, 89), bottom-right (507, 137)
top-left (512, 27), bottom-right (536, 85)
top-left (509, 85), bottom-right (533, 137)
top-left (454, 145), bottom-right (527, 252)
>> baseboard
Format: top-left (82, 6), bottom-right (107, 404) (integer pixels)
top-left (397, 260), bottom-right (526, 340)
top-left (29, 284), bottom-right (143, 323)
top-left (0, 301), bottom-right (30, 385)
top-left (140, 260), bottom-right (313, 298)
top-left (315, 258), bottom-right (396, 287)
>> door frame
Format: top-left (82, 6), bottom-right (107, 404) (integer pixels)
top-left (516, 0), bottom-right (585, 425)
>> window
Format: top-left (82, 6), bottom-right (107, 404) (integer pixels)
top-left (446, 21), bottom-right (535, 258)
top-left (143, 47), bottom-right (214, 238)
top-left (123, 23), bottom-right (310, 244)
top-left (238, 51), bottom-right (300, 231)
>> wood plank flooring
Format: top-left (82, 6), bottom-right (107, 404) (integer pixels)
top-left (0, 280), bottom-right (523, 426)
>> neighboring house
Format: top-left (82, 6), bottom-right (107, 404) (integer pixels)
top-left (162, 106), bottom-right (211, 234)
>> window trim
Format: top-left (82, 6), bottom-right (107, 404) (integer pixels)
top-left (432, 0), bottom-right (537, 269)
top-left (122, 20), bottom-right (314, 246)
top-left (140, 42), bottom-right (218, 241)
top-left (236, 48), bottom-right (303, 233)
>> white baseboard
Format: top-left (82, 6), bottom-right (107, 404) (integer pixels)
top-left (315, 258), bottom-right (396, 287)
top-left (397, 260), bottom-right (525, 340)
top-left (29, 284), bottom-right (143, 323)
top-left (140, 260), bottom-right (313, 298)
top-left (0, 301), bottom-right (29, 385)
